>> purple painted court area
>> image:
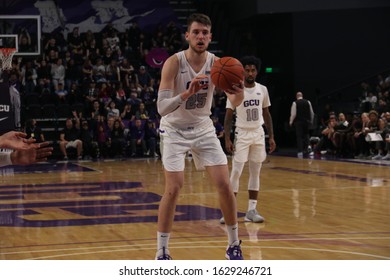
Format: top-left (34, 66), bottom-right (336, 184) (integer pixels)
top-left (0, 182), bottom-right (238, 227)
top-left (0, 162), bottom-right (95, 174)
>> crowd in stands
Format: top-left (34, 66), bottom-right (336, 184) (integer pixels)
top-left (6, 20), bottom-right (188, 159)
top-left (313, 74), bottom-right (390, 160)
top-left (4, 18), bottom-right (390, 161)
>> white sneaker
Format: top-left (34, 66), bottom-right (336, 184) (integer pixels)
top-left (219, 216), bottom-right (225, 224)
top-left (382, 153), bottom-right (390, 160)
top-left (372, 154), bottom-right (382, 160)
top-left (244, 209), bottom-right (265, 223)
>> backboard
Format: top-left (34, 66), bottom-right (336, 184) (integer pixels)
top-left (0, 15), bottom-right (41, 56)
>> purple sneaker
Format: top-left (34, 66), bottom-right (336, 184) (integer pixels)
top-left (225, 241), bottom-right (244, 260)
top-left (156, 247), bottom-right (172, 260)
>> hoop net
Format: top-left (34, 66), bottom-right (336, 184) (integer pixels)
top-left (0, 48), bottom-right (16, 71)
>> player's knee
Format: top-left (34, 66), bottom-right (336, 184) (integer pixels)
top-left (231, 160), bottom-right (245, 177)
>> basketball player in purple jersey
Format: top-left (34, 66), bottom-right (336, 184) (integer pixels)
top-left (156, 13), bottom-right (244, 260)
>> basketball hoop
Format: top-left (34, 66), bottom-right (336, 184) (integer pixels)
top-left (0, 48), bottom-right (17, 71)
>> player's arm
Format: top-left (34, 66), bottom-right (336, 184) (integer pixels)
top-left (263, 107), bottom-right (276, 153)
top-left (224, 108), bottom-right (235, 154)
top-left (157, 55), bottom-right (182, 116)
top-left (289, 102), bottom-right (296, 126)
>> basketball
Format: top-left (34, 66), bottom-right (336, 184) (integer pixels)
top-left (210, 56), bottom-right (244, 92)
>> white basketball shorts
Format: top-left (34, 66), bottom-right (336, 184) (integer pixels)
top-left (233, 127), bottom-right (266, 163)
top-left (159, 122), bottom-right (227, 172)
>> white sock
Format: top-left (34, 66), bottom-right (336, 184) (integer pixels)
top-left (226, 223), bottom-right (239, 245)
top-left (157, 232), bottom-right (170, 253)
top-left (248, 199), bottom-right (257, 212)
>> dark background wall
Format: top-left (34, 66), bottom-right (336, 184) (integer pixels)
top-left (198, 0), bottom-right (390, 146)
top-left (292, 7), bottom-right (390, 101)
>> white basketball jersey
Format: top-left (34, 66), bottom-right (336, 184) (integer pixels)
top-left (226, 82), bottom-right (270, 129)
top-left (160, 51), bottom-right (215, 129)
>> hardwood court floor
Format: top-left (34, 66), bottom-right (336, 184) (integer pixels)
top-left (0, 155), bottom-right (389, 260)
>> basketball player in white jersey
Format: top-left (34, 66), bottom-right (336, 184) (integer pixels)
top-left (220, 56), bottom-right (276, 224)
top-left (156, 13), bottom-right (245, 260)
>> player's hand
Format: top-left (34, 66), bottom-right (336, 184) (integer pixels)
top-left (268, 138), bottom-right (276, 154)
top-left (188, 74), bottom-right (209, 95)
top-left (225, 80), bottom-right (244, 107)
top-left (225, 80), bottom-right (244, 95)
top-left (0, 131), bottom-right (39, 150)
top-left (10, 142), bottom-right (53, 165)
top-left (225, 138), bottom-right (234, 154)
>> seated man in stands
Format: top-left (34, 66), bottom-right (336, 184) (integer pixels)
top-left (381, 112), bottom-right (390, 160)
top-left (59, 112), bottom-right (83, 160)
top-left (314, 115), bottom-right (337, 155)
top-left (366, 110), bottom-right (385, 160)
top-left (128, 119), bottom-right (147, 157)
top-left (332, 112), bottom-right (353, 157)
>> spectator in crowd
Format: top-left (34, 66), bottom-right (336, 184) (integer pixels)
top-left (66, 83), bottom-right (82, 105)
top-left (109, 119), bottom-right (126, 158)
top-left (55, 82), bottom-right (68, 103)
top-left (98, 82), bottom-right (112, 106)
top-left (375, 98), bottom-right (389, 116)
top-left (135, 102), bottom-right (149, 120)
top-left (129, 119), bottom-right (147, 157)
top-left (127, 90), bottom-right (142, 108)
top-left (51, 58), bottom-right (65, 90)
top-left (80, 120), bottom-right (98, 159)
top-left (81, 58), bottom-right (94, 81)
top-left (65, 59), bottom-right (81, 91)
top-left (24, 119), bottom-right (45, 143)
top-left (114, 82), bottom-right (126, 110)
top-left (20, 61), bottom-right (37, 95)
top-left (381, 112), bottom-right (390, 160)
top-left (44, 37), bottom-right (60, 58)
top-left (145, 119), bottom-right (159, 157)
top-left (93, 58), bottom-right (106, 81)
top-left (138, 65), bottom-right (154, 92)
top-left (345, 113), bottom-right (361, 157)
top-left (367, 110), bottom-right (385, 160)
top-left (353, 112), bottom-right (371, 159)
top-left (59, 113), bottom-right (83, 160)
top-left (314, 115), bottom-right (337, 155)
top-left (96, 120), bottom-right (109, 158)
top-left (121, 103), bottom-right (135, 122)
top-left (119, 58), bottom-right (134, 88)
top-left (67, 27), bottom-right (83, 53)
top-left (331, 112), bottom-right (351, 157)
top-left (106, 59), bottom-right (120, 82)
top-left (85, 81), bottom-right (99, 113)
top-left (106, 100), bottom-right (120, 120)
top-left (46, 49), bottom-right (58, 64)
top-left (35, 59), bottom-right (52, 90)
top-left (18, 28), bottom-right (33, 52)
